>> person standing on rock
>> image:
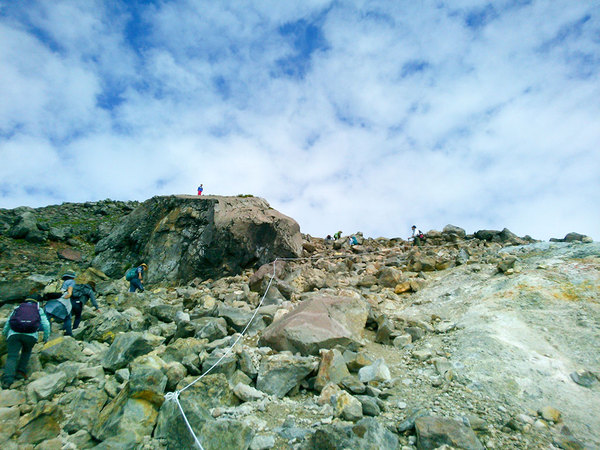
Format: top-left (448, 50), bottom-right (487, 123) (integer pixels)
top-left (70, 281), bottom-right (100, 330)
top-left (129, 263), bottom-right (148, 293)
top-left (334, 231), bottom-right (342, 240)
top-left (197, 184), bottom-right (203, 196)
top-left (409, 225), bottom-right (424, 247)
top-left (2, 296), bottom-right (50, 388)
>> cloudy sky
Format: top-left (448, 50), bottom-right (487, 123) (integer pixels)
top-left (1, 0), bottom-right (598, 241)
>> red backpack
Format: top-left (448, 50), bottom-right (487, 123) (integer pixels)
top-left (9, 302), bottom-right (41, 333)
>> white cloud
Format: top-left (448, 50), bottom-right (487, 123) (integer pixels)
top-left (0, 0), bottom-right (598, 241)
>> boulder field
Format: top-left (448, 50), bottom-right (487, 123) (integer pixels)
top-left (0, 197), bottom-right (598, 449)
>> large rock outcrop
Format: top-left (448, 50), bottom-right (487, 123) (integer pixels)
top-left (92, 195), bottom-right (302, 283)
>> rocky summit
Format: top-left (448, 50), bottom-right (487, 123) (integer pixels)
top-left (0, 196), bottom-right (598, 450)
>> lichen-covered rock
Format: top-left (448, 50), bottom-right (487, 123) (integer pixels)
top-left (314, 349), bottom-right (351, 392)
top-left (332, 391), bottom-right (363, 422)
top-left (40, 336), bottom-right (84, 364)
top-left (78, 308), bottom-right (131, 343)
top-left (92, 383), bottom-right (159, 443)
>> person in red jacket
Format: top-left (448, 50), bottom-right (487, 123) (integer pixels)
top-left (197, 184), bottom-right (203, 196)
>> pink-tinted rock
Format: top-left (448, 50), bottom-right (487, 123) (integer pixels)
top-left (57, 248), bottom-right (83, 262)
top-left (259, 292), bottom-right (368, 356)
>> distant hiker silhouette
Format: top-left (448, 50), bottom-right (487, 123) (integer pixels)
top-left (197, 184), bottom-right (203, 196)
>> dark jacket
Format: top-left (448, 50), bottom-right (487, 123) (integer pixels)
top-left (71, 284), bottom-right (99, 309)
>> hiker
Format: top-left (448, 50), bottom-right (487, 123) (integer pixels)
top-left (326, 235), bottom-right (333, 241)
top-left (2, 296), bottom-right (50, 388)
top-left (43, 271), bottom-right (76, 336)
top-left (333, 231), bottom-right (342, 240)
top-left (129, 263), bottom-right (148, 293)
top-left (70, 282), bottom-right (100, 330)
top-left (197, 184), bottom-right (203, 196)
top-left (60, 271), bottom-right (77, 335)
top-left (409, 225), bottom-right (425, 247)
top-left (349, 235), bottom-right (358, 246)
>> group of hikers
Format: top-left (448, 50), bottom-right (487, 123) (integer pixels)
top-left (2, 263), bottom-right (149, 389)
top-left (326, 226), bottom-right (425, 247)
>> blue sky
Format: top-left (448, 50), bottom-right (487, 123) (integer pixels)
top-left (1, 0), bottom-right (599, 240)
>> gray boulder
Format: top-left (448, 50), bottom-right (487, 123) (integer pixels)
top-left (305, 417), bottom-right (398, 449)
top-left (259, 291), bottom-right (369, 356)
top-left (443, 224), bottom-right (466, 239)
top-left (0, 278), bottom-right (46, 305)
top-left (200, 419), bottom-right (255, 450)
top-left (129, 355), bottom-right (168, 406)
top-left (59, 387), bottom-right (109, 433)
top-left (92, 195), bottom-right (302, 284)
top-left (79, 309), bottom-right (130, 343)
top-left (9, 211), bottom-right (46, 243)
top-left (256, 353), bottom-right (318, 398)
top-left (92, 383), bottom-right (159, 443)
top-left (0, 406), bottom-right (20, 444)
top-left (102, 332), bottom-right (165, 371)
top-left (154, 395), bottom-right (212, 448)
top-left (415, 416), bottom-right (484, 450)
top-left (27, 371), bottom-right (68, 402)
top-left (40, 336), bottom-right (84, 364)
top-left (195, 317), bottom-right (228, 341)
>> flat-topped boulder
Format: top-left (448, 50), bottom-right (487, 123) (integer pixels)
top-left (92, 195), bottom-right (302, 283)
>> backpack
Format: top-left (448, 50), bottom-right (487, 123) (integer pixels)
top-left (72, 284), bottom-right (92, 300)
top-left (125, 267), bottom-right (138, 281)
top-left (9, 302), bottom-right (41, 333)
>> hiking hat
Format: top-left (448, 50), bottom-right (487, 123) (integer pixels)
top-left (140, 263), bottom-right (148, 270)
top-left (62, 271), bottom-right (76, 280)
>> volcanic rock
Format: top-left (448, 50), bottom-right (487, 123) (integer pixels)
top-left (259, 291), bottom-right (369, 355)
top-left (92, 195), bottom-right (302, 283)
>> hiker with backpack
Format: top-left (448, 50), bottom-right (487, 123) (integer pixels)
top-left (409, 225), bottom-right (425, 247)
top-left (126, 263), bottom-right (148, 293)
top-left (70, 281), bottom-right (100, 330)
top-left (2, 296), bottom-right (50, 389)
top-left (44, 271), bottom-right (76, 336)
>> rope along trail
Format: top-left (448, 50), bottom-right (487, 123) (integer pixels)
top-left (163, 240), bottom-right (473, 448)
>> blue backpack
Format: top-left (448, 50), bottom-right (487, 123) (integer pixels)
top-left (125, 267), bottom-right (138, 281)
top-left (9, 302), bottom-right (41, 333)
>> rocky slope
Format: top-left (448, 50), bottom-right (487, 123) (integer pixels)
top-left (0, 198), bottom-right (597, 450)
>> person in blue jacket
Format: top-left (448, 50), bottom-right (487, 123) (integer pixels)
top-left (2, 297), bottom-right (51, 388)
top-left (129, 263), bottom-right (148, 293)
